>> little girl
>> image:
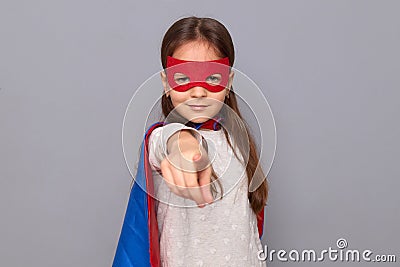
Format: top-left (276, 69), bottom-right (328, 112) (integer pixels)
top-left (113, 16), bottom-right (268, 267)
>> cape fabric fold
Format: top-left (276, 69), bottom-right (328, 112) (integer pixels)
top-left (113, 122), bottom-right (265, 266)
top-left (113, 122), bottom-right (164, 267)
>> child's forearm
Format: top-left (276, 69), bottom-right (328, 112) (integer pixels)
top-left (148, 123), bottom-right (205, 170)
top-left (167, 129), bottom-right (200, 155)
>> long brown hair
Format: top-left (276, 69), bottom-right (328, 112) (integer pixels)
top-left (160, 16), bottom-right (268, 215)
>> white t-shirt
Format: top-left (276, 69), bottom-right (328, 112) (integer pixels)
top-left (148, 123), bottom-right (266, 267)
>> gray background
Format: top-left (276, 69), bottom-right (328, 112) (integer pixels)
top-left (1, 0), bottom-right (399, 266)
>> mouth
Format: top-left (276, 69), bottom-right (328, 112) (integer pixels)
top-left (187, 104), bottom-right (209, 111)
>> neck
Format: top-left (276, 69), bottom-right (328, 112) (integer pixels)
top-left (186, 116), bottom-right (223, 131)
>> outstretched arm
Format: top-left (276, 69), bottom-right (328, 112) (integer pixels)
top-left (148, 123), bottom-right (213, 207)
top-left (162, 129), bottom-right (213, 207)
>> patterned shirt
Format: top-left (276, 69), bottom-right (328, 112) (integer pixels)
top-left (148, 123), bottom-right (266, 267)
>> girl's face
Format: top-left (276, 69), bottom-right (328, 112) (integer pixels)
top-left (161, 41), bottom-right (234, 124)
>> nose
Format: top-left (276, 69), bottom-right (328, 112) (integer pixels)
top-left (189, 86), bottom-right (207, 98)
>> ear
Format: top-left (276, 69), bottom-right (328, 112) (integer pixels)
top-left (160, 70), bottom-right (170, 97)
top-left (226, 70), bottom-right (235, 96)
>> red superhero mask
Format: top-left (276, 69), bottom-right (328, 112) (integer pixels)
top-left (166, 56), bottom-right (230, 92)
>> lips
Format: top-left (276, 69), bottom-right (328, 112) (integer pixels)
top-left (188, 104), bottom-right (209, 111)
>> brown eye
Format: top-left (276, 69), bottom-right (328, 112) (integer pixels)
top-left (205, 74), bottom-right (222, 85)
top-left (174, 73), bottom-right (190, 85)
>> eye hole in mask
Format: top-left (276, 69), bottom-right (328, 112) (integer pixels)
top-left (173, 73), bottom-right (190, 85)
top-left (205, 74), bottom-right (222, 86)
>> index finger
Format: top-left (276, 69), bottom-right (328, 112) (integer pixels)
top-left (197, 166), bottom-right (213, 204)
top-left (183, 170), bottom-right (207, 208)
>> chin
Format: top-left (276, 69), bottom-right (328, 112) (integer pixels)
top-left (190, 117), bottom-right (208, 123)
top-left (176, 107), bottom-right (218, 123)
